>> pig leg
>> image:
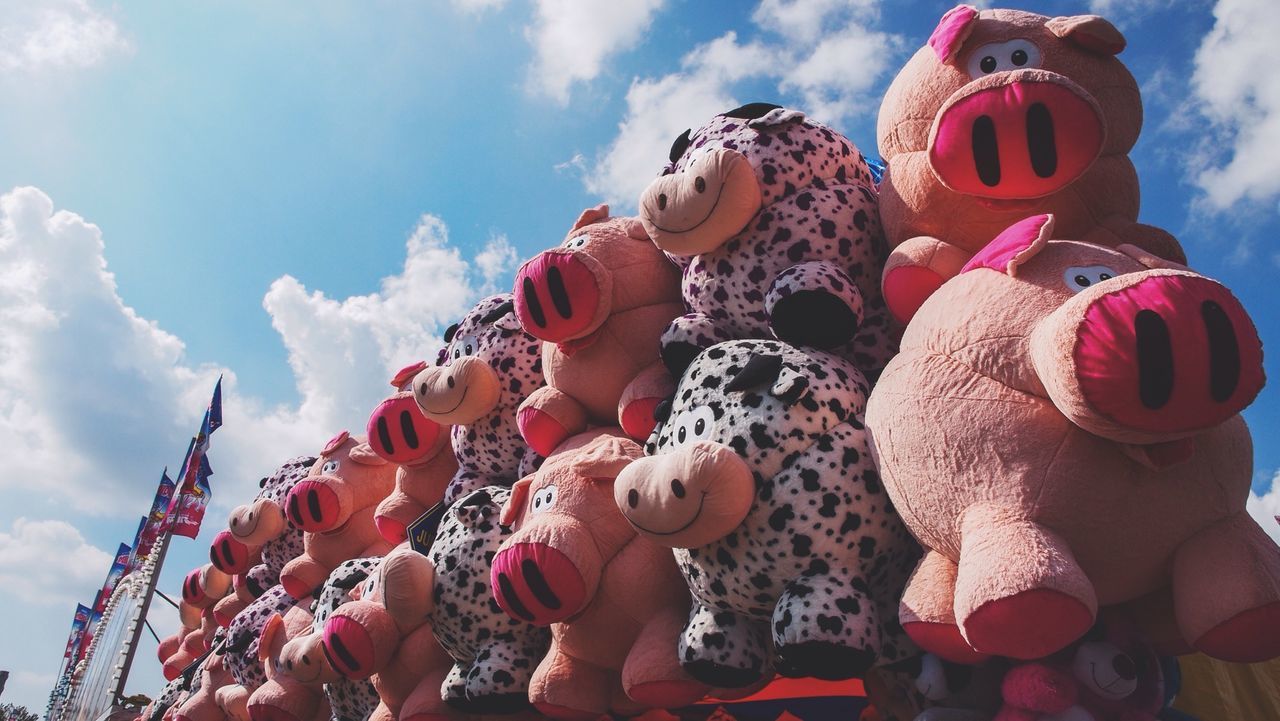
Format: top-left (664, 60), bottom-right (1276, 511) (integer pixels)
top-left (622, 605), bottom-right (709, 707)
top-left (399, 665), bottom-right (460, 721)
top-left (773, 569), bottom-right (879, 679)
top-left (529, 644), bottom-right (613, 719)
top-left (279, 555), bottom-right (328, 600)
top-left (660, 312), bottom-right (732, 377)
top-left (880, 235), bottom-right (970, 324)
top-left (900, 550), bottom-right (992, 664)
top-left (766, 261), bottom-right (865, 350)
top-left (1174, 512), bottom-right (1280, 663)
top-left (954, 503), bottom-right (1096, 660)
top-left (374, 489), bottom-right (425, 544)
top-left (517, 386), bottom-right (590, 458)
top-left (617, 362), bottom-right (677, 442)
top-left (679, 602), bottom-right (773, 688)
top-left (459, 640), bottom-right (539, 714)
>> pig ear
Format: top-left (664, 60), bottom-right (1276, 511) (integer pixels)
top-left (500, 476), bottom-right (533, 527)
top-left (929, 5), bottom-right (980, 63)
top-left (1046, 15), bottom-right (1126, 55)
top-left (571, 204), bottom-right (610, 232)
top-left (347, 442), bottom-right (388, 466)
top-left (573, 435), bottom-right (644, 481)
top-left (1116, 243), bottom-right (1187, 271)
top-left (390, 361), bottom-right (427, 390)
top-left (961, 214), bottom-right (1055, 277)
top-left (257, 614), bottom-right (284, 662)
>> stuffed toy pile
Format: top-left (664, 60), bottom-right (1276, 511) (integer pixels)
top-left (130, 7), bottom-right (1280, 721)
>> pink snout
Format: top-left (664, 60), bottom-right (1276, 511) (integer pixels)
top-left (366, 393), bottom-right (442, 465)
top-left (321, 616), bottom-right (377, 680)
top-left (1070, 274), bottom-right (1264, 435)
top-left (514, 251), bottom-right (605, 343)
top-left (209, 530), bottom-right (252, 575)
top-left (930, 76), bottom-right (1104, 199)
top-left (285, 480), bottom-right (341, 533)
top-left (491, 542), bottom-right (586, 625)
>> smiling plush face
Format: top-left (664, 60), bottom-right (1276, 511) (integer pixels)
top-left (413, 294), bottom-right (542, 426)
top-left (614, 339), bottom-right (867, 548)
top-left (639, 103), bottom-right (874, 256)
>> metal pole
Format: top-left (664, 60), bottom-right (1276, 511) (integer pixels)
top-left (142, 621), bottom-right (161, 645)
top-left (152, 591), bottom-right (179, 610)
top-left (109, 525), bottom-right (174, 704)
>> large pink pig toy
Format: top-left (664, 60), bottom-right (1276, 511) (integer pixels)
top-left (865, 214), bottom-right (1277, 664)
top-left (491, 429), bottom-right (707, 719)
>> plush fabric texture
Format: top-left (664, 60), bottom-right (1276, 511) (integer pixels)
top-left (279, 436), bottom-right (396, 601)
top-left (183, 564), bottom-right (234, 610)
top-left (637, 104), bottom-right (898, 379)
top-left (412, 293), bottom-right (545, 504)
top-left (224, 586), bottom-right (296, 693)
top-left (172, 653), bottom-right (234, 721)
top-left (614, 339), bottom-right (919, 688)
top-left (366, 366), bottom-right (459, 544)
top-left (246, 607), bottom-right (332, 721)
top-left (876, 6), bottom-right (1186, 323)
top-left (513, 203), bottom-right (683, 454)
top-left (493, 429), bottom-right (708, 718)
top-left (222, 456), bottom-right (319, 592)
top-left (865, 219), bottom-right (1278, 663)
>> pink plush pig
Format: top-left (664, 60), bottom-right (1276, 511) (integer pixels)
top-left (171, 653), bottom-right (234, 721)
top-left (246, 608), bottom-right (332, 721)
top-left (512, 203), bottom-right (683, 453)
top-left (491, 429), bottom-right (708, 719)
top-left (278, 433), bottom-right (396, 599)
top-left (214, 456), bottom-right (318, 592)
top-left (365, 362), bottom-right (459, 544)
top-left (182, 564), bottom-right (233, 610)
top-left (876, 6), bottom-right (1186, 323)
top-left (865, 214), bottom-right (1277, 664)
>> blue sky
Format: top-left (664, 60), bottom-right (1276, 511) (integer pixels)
top-left (0, 0), bottom-right (1277, 713)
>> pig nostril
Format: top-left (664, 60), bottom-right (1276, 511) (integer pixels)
top-left (671, 479), bottom-right (687, 499)
top-left (971, 115), bottom-right (1001, 187)
top-left (694, 176), bottom-right (706, 193)
top-left (1026, 102), bottom-right (1057, 178)
top-left (522, 277), bottom-right (547, 328)
top-left (375, 416), bottom-right (394, 455)
top-left (1202, 300), bottom-right (1241, 402)
top-left (399, 410), bottom-right (420, 449)
top-left (546, 266), bottom-right (573, 319)
top-left (1112, 654), bottom-right (1136, 680)
top-left (287, 494), bottom-right (303, 526)
top-left (521, 559), bottom-right (563, 610)
top-left (627, 489), bottom-right (639, 509)
top-left (306, 490), bottom-right (323, 523)
top-left (657, 193), bottom-right (668, 211)
top-left (1134, 309), bottom-right (1175, 410)
top-left (496, 572), bottom-right (535, 621)
top-left (447, 375), bottom-right (455, 389)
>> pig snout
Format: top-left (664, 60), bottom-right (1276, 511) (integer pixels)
top-left (366, 392), bottom-right (441, 465)
top-left (321, 606), bottom-right (395, 680)
top-left (514, 250), bottom-right (608, 343)
top-left (209, 530), bottom-right (252, 575)
top-left (1038, 272), bottom-right (1264, 440)
top-left (491, 541), bottom-right (588, 625)
top-left (929, 73), bottom-right (1104, 200)
top-left (639, 147), bottom-right (763, 256)
top-left (284, 479), bottom-right (345, 533)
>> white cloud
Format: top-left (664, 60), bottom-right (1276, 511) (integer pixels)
top-left (0, 187), bottom-right (494, 517)
top-left (450, 0), bottom-right (509, 12)
top-left (474, 234), bottom-right (519, 290)
top-left (1190, 0), bottom-right (1280, 209)
top-left (0, 518), bottom-right (112, 606)
top-left (0, 0), bottom-right (131, 73)
top-left (1248, 473), bottom-right (1280, 546)
top-left (524, 0), bottom-right (666, 104)
top-left (583, 1), bottom-right (904, 206)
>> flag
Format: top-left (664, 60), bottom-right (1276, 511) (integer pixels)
top-left (62, 604), bottom-right (91, 660)
top-left (171, 452), bottom-right (214, 539)
top-left (205, 375), bottom-right (223, 436)
top-left (138, 468), bottom-right (176, 556)
top-left (92, 542), bottom-right (132, 615)
top-left (76, 599), bottom-right (104, 663)
top-left (125, 515), bottom-right (147, 573)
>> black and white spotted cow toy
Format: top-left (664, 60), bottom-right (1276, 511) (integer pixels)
top-left (638, 103), bottom-right (896, 379)
top-left (615, 339), bottom-right (919, 687)
top-left (412, 294), bottom-right (544, 504)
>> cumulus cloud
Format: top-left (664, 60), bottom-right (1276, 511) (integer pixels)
top-left (0, 0), bottom-right (131, 73)
top-left (450, 0), bottom-right (508, 12)
top-left (583, 0), bottom-right (904, 206)
top-left (474, 234), bottom-right (520, 290)
top-left (0, 518), bottom-right (112, 605)
top-left (1190, 0), bottom-right (1280, 210)
top-left (525, 0), bottom-right (665, 104)
top-left (1248, 472), bottom-right (1280, 546)
top-left (0, 187), bottom-right (497, 517)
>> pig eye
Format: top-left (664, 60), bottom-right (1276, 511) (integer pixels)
top-left (531, 485), bottom-right (558, 514)
top-left (967, 39), bottom-right (1041, 79)
top-left (1063, 265), bottom-right (1120, 293)
top-left (321, 460), bottom-right (339, 474)
top-left (564, 235), bottom-right (589, 250)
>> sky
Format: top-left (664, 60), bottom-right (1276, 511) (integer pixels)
top-left (0, 0), bottom-right (1277, 712)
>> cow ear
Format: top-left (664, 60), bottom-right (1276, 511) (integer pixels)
top-left (347, 442), bottom-right (388, 466)
top-left (961, 214), bottom-right (1054, 277)
top-left (571, 204), bottom-right (610, 232)
top-left (929, 5), bottom-right (980, 62)
top-left (1046, 14), bottom-right (1126, 55)
top-left (621, 217), bottom-right (650, 242)
top-left (770, 367), bottom-right (811, 405)
top-left (500, 476), bottom-right (533, 528)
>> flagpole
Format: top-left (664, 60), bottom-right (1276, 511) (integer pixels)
top-left (108, 519), bottom-right (175, 705)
